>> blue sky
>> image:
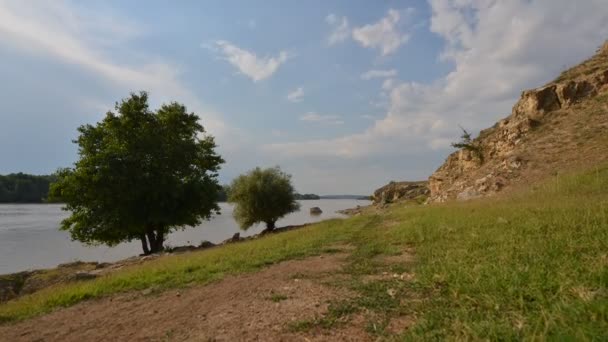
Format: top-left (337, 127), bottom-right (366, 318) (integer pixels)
top-left (1, 0), bottom-right (607, 194)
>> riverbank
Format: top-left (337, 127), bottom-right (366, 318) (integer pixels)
top-left (0, 199), bottom-right (369, 274)
top-left (0, 222), bottom-right (313, 303)
top-left (1, 166), bottom-right (607, 340)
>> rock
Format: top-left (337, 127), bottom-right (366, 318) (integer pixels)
top-left (0, 272), bottom-right (30, 303)
top-left (456, 187), bottom-right (481, 201)
top-left (556, 81), bottom-right (596, 106)
top-left (309, 207), bottom-right (323, 215)
top-left (199, 240), bottom-right (216, 249)
top-left (337, 205), bottom-right (370, 216)
top-left (514, 85), bottom-right (562, 121)
top-left (170, 245), bottom-right (198, 253)
top-left (372, 181), bottom-right (429, 205)
top-left (222, 232), bottom-right (241, 244)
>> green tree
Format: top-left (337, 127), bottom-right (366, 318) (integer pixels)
top-left (228, 167), bottom-right (300, 232)
top-left (451, 126), bottom-right (484, 163)
top-left (50, 92), bottom-right (224, 254)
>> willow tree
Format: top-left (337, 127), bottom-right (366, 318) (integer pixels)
top-left (228, 167), bottom-right (300, 232)
top-left (50, 92), bottom-right (224, 254)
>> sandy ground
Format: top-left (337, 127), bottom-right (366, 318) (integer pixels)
top-left (0, 250), bottom-right (379, 342)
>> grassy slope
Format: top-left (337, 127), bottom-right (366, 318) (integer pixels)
top-left (1, 166), bottom-right (607, 339)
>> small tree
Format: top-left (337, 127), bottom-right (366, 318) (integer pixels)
top-left (451, 126), bottom-right (484, 163)
top-left (228, 167), bottom-right (300, 232)
top-left (49, 92), bottom-right (224, 254)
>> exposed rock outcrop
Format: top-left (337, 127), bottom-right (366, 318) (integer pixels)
top-left (429, 41), bottom-right (608, 202)
top-left (372, 181), bottom-right (429, 205)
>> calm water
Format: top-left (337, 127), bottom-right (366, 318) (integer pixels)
top-left (0, 200), bottom-right (369, 274)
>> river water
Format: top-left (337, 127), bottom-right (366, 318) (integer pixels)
top-left (0, 200), bottom-right (369, 274)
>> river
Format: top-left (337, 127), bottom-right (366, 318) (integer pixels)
top-left (0, 200), bottom-right (369, 274)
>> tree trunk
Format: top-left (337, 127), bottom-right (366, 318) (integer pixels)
top-left (154, 229), bottom-right (165, 252)
top-left (146, 230), bottom-right (158, 253)
top-left (144, 226), bottom-right (165, 254)
top-left (263, 220), bottom-right (276, 234)
top-left (140, 234), bottom-right (150, 255)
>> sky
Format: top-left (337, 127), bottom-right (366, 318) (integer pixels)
top-left (1, 0), bottom-right (607, 195)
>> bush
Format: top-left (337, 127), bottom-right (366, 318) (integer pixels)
top-left (228, 167), bottom-right (300, 231)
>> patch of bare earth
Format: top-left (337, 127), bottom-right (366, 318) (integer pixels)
top-left (1, 245), bottom-right (419, 341)
top-left (0, 249), bottom-right (372, 342)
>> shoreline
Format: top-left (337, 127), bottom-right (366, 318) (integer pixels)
top-left (0, 221), bottom-right (323, 303)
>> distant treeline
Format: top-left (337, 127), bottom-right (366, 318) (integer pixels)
top-left (217, 185), bottom-right (320, 202)
top-left (0, 173), bottom-right (57, 203)
top-left (295, 193), bottom-right (321, 200)
top-left (0, 177), bottom-right (326, 204)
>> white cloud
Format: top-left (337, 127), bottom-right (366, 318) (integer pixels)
top-left (0, 1), bottom-right (228, 138)
top-left (266, 0), bottom-right (608, 167)
top-left (287, 87), bottom-right (305, 102)
top-left (326, 14), bottom-right (350, 45)
top-left (352, 9), bottom-right (410, 56)
top-left (382, 79), bottom-right (396, 91)
top-left (361, 69), bottom-right (398, 80)
top-left (214, 40), bottom-right (290, 82)
top-left (299, 112), bottom-right (344, 125)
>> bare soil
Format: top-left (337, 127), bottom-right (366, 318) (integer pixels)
top-left (0, 249), bottom-right (385, 342)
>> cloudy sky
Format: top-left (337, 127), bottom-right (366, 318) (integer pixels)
top-left (1, 0), bottom-right (607, 195)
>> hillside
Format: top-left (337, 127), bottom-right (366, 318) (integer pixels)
top-left (429, 42), bottom-right (608, 202)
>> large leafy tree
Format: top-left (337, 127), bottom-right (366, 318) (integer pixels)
top-left (50, 92), bottom-right (224, 254)
top-left (228, 167), bottom-right (300, 232)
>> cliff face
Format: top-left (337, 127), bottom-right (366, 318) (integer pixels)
top-left (429, 42), bottom-right (608, 202)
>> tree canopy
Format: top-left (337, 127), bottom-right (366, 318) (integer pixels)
top-left (228, 167), bottom-right (300, 232)
top-left (50, 92), bottom-right (224, 254)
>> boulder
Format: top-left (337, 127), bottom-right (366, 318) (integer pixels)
top-left (222, 232), bottom-right (241, 244)
top-left (199, 240), bottom-right (216, 249)
top-left (309, 207), bottom-right (323, 215)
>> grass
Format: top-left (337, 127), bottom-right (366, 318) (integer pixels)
top-left (1, 165), bottom-right (608, 340)
top-left (267, 292), bottom-right (289, 303)
top-left (288, 300), bottom-right (358, 332)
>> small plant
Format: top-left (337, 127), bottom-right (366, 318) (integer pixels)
top-left (267, 292), bottom-right (288, 302)
top-left (451, 126), bottom-right (484, 163)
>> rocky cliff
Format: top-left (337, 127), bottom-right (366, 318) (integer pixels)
top-left (372, 181), bottom-right (429, 205)
top-left (429, 42), bottom-right (608, 202)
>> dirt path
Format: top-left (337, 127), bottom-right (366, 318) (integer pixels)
top-left (0, 250), bottom-right (375, 342)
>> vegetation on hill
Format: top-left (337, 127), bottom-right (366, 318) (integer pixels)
top-left (1, 165), bottom-right (606, 339)
top-left (0, 173), bottom-right (57, 203)
top-left (49, 92), bottom-right (224, 255)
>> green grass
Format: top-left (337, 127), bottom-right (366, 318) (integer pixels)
top-left (288, 300), bottom-right (359, 332)
top-left (267, 292), bottom-right (289, 303)
top-left (1, 165), bottom-right (608, 340)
